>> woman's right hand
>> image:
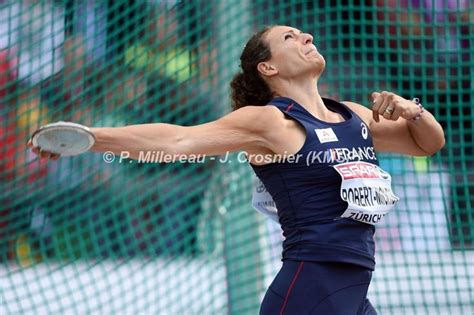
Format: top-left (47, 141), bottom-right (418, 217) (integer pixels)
top-left (27, 139), bottom-right (61, 161)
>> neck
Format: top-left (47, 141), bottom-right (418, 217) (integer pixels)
top-left (272, 77), bottom-right (327, 117)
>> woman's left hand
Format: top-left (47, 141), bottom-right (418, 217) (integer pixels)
top-left (371, 91), bottom-right (421, 122)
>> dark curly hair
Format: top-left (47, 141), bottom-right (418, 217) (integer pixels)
top-left (230, 26), bottom-right (274, 111)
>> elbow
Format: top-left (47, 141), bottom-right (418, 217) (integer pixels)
top-left (423, 131), bottom-right (446, 156)
top-left (438, 133), bottom-right (446, 151)
top-left (434, 127), bottom-right (446, 153)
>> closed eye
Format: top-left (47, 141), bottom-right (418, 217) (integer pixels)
top-left (284, 30), bottom-right (302, 40)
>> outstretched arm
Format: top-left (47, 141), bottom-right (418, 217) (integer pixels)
top-left (29, 105), bottom-right (284, 160)
top-left (344, 91), bottom-right (445, 156)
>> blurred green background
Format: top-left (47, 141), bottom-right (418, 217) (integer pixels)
top-left (0, 0), bottom-right (473, 314)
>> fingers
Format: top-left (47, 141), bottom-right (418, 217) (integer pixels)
top-left (379, 95), bottom-right (392, 119)
top-left (371, 91), bottom-right (402, 122)
top-left (50, 154), bottom-right (61, 161)
top-left (371, 92), bottom-right (380, 100)
top-left (40, 151), bottom-right (51, 159)
top-left (371, 92), bottom-right (381, 122)
top-left (29, 144), bottom-right (61, 160)
top-left (391, 103), bottom-right (403, 121)
top-left (28, 137), bottom-right (61, 160)
top-left (38, 150), bottom-right (60, 160)
top-left (32, 146), bottom-right (40, 155)
top-left (371, 92), bottom-right (391, 122)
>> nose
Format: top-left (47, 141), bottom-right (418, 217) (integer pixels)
top-left (302, 33), bottom-right (313, 45)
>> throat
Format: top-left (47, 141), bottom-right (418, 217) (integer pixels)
top-left (308, 108), bottom-right (346, 123)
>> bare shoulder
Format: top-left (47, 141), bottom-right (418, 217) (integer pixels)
top-left (231, 104), bottom-right (285, 121)
top-left (226, 104), bottom-right (287, 131)
top-left (342, 101), bottom-right (373, 126)
top-left (229, 104), bottom-right (304, 157)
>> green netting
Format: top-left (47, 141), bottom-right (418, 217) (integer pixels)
top-left (1, 0), bottom-right (473, 314)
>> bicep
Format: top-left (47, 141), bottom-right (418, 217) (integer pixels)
top-left (343, 101), bottom-right (428, 156)
top-left (178, 121), bottom-right (259, 156)
top-left (177, 106), bottom-right (278, 156)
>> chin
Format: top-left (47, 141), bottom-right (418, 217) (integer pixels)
top-left (312, 56), bottom-right (325, 76)
top-left (317, 53), bottom-right (326, 67)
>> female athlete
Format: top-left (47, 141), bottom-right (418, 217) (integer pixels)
top-left (28, 25), bottom-right (445, 314)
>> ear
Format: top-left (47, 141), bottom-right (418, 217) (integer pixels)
top-left (257, 61), bottom-right (278, 77)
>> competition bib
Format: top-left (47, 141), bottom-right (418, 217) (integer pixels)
top-left (251, 178), bottom-right (279, 223)
top-left (333, 161), bottom-right (399, 225)
top-left (251, 162), bottom-right (398, 225)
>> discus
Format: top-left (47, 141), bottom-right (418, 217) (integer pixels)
top-left (31, 121), bottom-right (95, 156)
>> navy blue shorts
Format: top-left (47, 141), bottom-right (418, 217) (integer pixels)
top-left (260, 260), bottom-right (377, 315)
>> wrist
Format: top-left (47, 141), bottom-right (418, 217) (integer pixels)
top-left (89, 127), bottom-right (109, 152)
top-left (409, 98), bottom-right (424, 121)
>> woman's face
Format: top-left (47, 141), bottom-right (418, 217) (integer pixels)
top-left (260, 25), bottom-right (325, 80)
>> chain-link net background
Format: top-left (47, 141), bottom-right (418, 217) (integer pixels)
top-left (1, 0), bottom-right (473, 314)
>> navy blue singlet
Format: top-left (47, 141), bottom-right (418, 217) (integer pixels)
top-left (251, 97), bottom-right (378, 270)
